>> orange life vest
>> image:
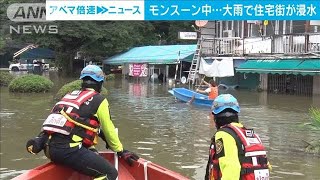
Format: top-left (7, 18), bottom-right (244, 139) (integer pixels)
top-left (208, 87), bottom-right (218, 99)
top-left (42, 90), bottom-right (99, 147)
top-left (209, 124), bottom-right (269, 180)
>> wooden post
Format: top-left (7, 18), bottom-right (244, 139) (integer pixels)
top-left (305, 20), bottom-right (310, 33)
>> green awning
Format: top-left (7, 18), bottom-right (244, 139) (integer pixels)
top-left (236, 59), bottom-right (320, 76)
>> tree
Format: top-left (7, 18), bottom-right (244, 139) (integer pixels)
top-left (150, 21), bottom-right (196, 45)
top-left (1, 0), bottom-right (197, 74)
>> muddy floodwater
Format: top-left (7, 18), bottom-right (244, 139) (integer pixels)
top-left (1, 73), bottom-right (320, 179)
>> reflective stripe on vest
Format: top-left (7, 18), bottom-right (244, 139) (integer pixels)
top-left (55, 90), bottom-right (97, 109)
top-left (226, 125), bottom-right (262, 147)
top-left (43, 90), bottom-right (99, 146)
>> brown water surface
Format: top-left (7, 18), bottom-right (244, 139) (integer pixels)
top-left (1, 72), bottom-right (319, 179)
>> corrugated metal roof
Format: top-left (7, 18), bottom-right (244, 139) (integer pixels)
top-left (103, 44), bottom-right (197, 65)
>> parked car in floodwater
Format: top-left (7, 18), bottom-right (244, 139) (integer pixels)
top-left (9, 59), bottom-right (49, 71)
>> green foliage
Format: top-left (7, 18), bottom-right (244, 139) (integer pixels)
top-left (0, 71), bottom-right (14, 86)
top-left (309, 107), bottom-right (320, 128)
top-left (106, 74), bottom-right (115, 80)
top-left (56, 80), bottom-right (108, 99)
top-left (303, 107), bottom-right (320, 155)
top-left (8, 74), bottom-right (54, 93)
top-left (167, 21), bottom-right (197, 44)
top-left (0, 37), bottom-right (5, 50)
top-left (1, 1), bottom-right (198, 73)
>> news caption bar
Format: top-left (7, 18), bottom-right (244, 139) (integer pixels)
top-left (46, 0), bottom-right (320, 21)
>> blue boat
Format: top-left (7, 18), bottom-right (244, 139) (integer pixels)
top-left (168, 88), bottom-right (214, 107)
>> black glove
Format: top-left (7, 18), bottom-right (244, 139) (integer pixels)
top-left (26, 132), bottom-right (48, 154)
top-left (117, 150), bottom-right (139, 166)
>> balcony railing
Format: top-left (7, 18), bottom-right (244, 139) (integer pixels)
top-left (273, 34), bottom-right (320, 54)
top-left (201, 37), bottom-right (243, 56)
top-left (200, 33), bottom-right (320, 56)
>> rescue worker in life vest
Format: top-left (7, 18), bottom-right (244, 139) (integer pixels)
top-left (205, 94), bottom-right (271, 180)
top-left (26, 65), bottom-right (139, 180)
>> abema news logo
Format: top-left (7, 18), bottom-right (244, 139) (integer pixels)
top-left (7, 3), bottom-right (58, 34)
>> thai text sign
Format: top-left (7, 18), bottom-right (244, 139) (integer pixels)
top-left (129, 64), bottom-right (148, 77)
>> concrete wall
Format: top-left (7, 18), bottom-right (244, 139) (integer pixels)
top-left (122, 63), bottom-right (129, 75)
top-left (313, 75), bottom-right (320, 95)
top-left (259, 74), bottom-right (268, 91)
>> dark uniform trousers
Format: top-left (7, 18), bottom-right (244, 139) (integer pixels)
top-left (45, 134), bottom-right (118, 180)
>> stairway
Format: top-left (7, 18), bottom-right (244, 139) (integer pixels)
top-left (187, 37), bottom-right (202, 85)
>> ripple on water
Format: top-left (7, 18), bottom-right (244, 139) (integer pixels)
top-left (0, 169), bottom-right (28, 179)
top-left (0, 112), bottom-right (15, 118)
top-left (2, 79), bottom-right (319, 180)
top-left (274, 171), bottom-right (305, 176)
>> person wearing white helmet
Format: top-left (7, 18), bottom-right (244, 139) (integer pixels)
top-left (26, 65), bottom-right (139, 180)
top-left (205, 94), bottom-right (271, 180)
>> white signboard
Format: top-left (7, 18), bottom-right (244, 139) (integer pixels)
top-left (178, 32), bottom-right (197, 40)
top-left (310, 21), bottom-right (320, 26)
top-left (247, 20), bottom-right (262, 24)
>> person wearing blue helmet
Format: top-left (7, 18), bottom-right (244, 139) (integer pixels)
top-left (205, 94), bottom-right (271, 180)
top-left (26, 65), bottom-right (139, 180)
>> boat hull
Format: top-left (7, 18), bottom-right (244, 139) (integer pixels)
top-left (12, 151), bottom-right (189, 180)
top-left (170, 88), bottom-right (214, 107)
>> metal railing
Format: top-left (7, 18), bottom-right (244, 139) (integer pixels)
top-left (201, 37), bottom-right (243, 56)
top-left (273, 33), bottom-right (320, 54)
top-left (200, 33), bottom-right (320, 56)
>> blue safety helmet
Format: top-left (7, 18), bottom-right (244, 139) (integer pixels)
top-left (212, 94), bottom-right (240, 115)
top-left (80, 65), bottom-right (105, 82)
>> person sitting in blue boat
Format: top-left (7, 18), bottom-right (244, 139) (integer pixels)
top-left (188, 79), bottom-right (218, 105)
top-left (196, 79), bottom-right (218, 100)
top-left (26, 65), bottom-right (139, 180)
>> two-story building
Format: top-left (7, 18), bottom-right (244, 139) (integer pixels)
top-left (196, 20), bottom-right (320, 96)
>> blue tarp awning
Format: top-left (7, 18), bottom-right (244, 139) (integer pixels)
top-left (19, 48), bottom-right (55, 59)
top-left (103, 44), bottom-right (197, 65)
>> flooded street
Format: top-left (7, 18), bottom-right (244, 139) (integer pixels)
top-left (1, 73), bottom-right (320, 179)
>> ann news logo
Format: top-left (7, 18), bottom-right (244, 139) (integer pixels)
top-left (7, 3), bottom-right (58, 34)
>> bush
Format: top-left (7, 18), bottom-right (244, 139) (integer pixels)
top-left (106, 73), bottom-right (115, 80)
top-left (309, 107), bottom-right (320, 128)
top-left (56, 80), bottom-right (108, 99)
top-left (0, 71), bottom-right (14, 86)
top-left (8, 74), bottom-right (54, 93)
top-left (303, 107), bottom-right (320, 155)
